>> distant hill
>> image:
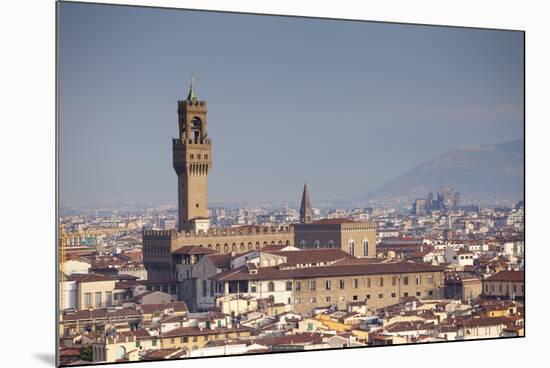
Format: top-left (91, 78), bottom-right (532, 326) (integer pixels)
top-left (367, 139), bottom-right (524, 202)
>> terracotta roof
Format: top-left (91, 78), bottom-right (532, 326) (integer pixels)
top-left (142, 348), bottom-right (186, 360)
top-left (266, 248), bottom-right (353, 265)
top-left (313, 218), bottom-right (355, 225)
top-left (485, 271), bottom-right (524, 282)
top-left (207, 254), bottom-right (234, 269)
top-left (139, 302), bottom-right (188, 315)
top-left (173, 246), bottom-right (217, 255)
top-left (455, 316), bottom-right (516, 327)
top-left (160, 326), bottom-right (251, 338)
top-left (254, 332), bottom-right (326, 346)
top-left (212, 261), bottom-right (444, 282)
top-left (62, 308), bottom-right (141, 322)
top-left (67, 272), bottom-right (114, 283)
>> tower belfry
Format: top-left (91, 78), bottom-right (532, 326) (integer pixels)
top-left (299, 183), bottom-right (313, 224)
top-left (173, 78), bottom-right (212, 233)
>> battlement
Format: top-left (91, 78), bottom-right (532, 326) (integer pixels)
top-left (173, 138), bottom-right (212, 146)
top-left (142, 229), bottom-right (175, 239)
top-left (175, 225), bottom-right (293, 239)
top-left (178, 100), bottom-right (206, 108)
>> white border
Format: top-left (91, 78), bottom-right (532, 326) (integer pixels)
top-left (1, 1), bottom-right (548, 367)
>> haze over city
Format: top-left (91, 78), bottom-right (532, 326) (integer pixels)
top-left (58, 3), bottom-right (524, 207)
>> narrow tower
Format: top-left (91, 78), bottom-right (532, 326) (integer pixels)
top-left (173, 78), bottom-right (212, 233)
top-left (299, 183), bottom-right (313, 224)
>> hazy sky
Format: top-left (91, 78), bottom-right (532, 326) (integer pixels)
top-left (58, 3), bottom-right (524, 207)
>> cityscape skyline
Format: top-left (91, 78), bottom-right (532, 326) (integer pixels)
top-left (58, 3), bottom-right (523, 207)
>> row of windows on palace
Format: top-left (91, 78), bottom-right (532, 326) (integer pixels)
top-left (144, 239), bottom-right (370, 255)
top-left (196, 274), bottom-right (436, 298)
top-left (299, 239), bottom-right (370, 256)
top-left (484, 283), bottom-right (524, 294)
top-left (144, 240), bottom-right (291, 254)
top-left (82, 290), bottom-right (127, 309)
top-left (196, 282), bottom-right (434, 306)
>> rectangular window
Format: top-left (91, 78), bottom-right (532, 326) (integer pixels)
top-left (378, 293), bottom-right (383, 299)
top-left (339, 296), bottom-right (345, 302)
top-left (353, 295), bottom-right (358, 301)
top-left (392, 277), bottom-right (396, 286)
top-left (391, 292), bottom-right (396, 298)
top-left (95, 292), bottom-right (102, 308)
top-left (404, 292), bottom-right (409, 297)
top-left (339, 279), bottom-right (345, 289)
top-left (428, 291), bottom-right (433, 296)
top-left (152, 338), bottom-right (157, 347)
top-left (428, 275), bottom-right (434, 284)
top-left (416, 291), bottom-right (421, 297)
top-left (367, 278), bottom-right (371, 288)
top-left (309, 280), bottom-right (316, 291)
top-left (403, 276), bottom-right (409, 286)
top-left (251, 285), bottom-right (257, 293)
top-left (295, 298), bottom-right (301, 304)
top-left (326, 296), bottom-right (332, 302)
top-left (353, 279), bottom-right (359, 288)
top-left (325, 280), bottom-right (331, 290)
top-left (380, 277), bottom-right (384, 287)
top-left (416, 276), bottom-right (421, 286)
top-left (295, 282), bottom-right (301, 291)
top-left (84, 293), bottom-right (92, 308)
top-left (310, 297), bottom-right (316, 303)
top-left (105, 291), bottom-right (112, 307)
top-left (366, 294), bottom-right (371, 300)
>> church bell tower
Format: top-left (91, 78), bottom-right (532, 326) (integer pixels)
top-left (173, 78), bottom-right (212, 233)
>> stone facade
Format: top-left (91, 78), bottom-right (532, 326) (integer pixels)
top-left (291, 270), bottom-right (443, 315)
top-left (294, 219), bottom-right (377, 258)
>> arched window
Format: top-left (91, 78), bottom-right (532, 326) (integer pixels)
top-left (300, 240), bottom-right (307, 248)
top-left (255, 242), bottom-right (260, 249)
top-left (278, 240), bottom-right (283, 245)
top-left (286, 240), bottom-right (290, 246)
top-left (348, 239), bottom-right (355, 256)
top-left (224, 243), bottom-right (229, 252)
top-left (328, 240), bottom-right (335, 248)
top-left (207, 244), bottom-right (212, 249)
top-left (314, 240), bottom-right (321, 249)
top-left (240, 243), bottom-right (245, 252)
top-left (248, 242), bottom-right (253, 251)
top-left (216, 244), bottom-right (220, 252)
top-left (268, 282), bottom-right (275, 292)
top-left (231, 243), bottom-right (236, 252)
top-left (363, 239), bottom-right (369, 256)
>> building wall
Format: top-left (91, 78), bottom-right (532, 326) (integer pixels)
top-left (483, 280), bottom-right (524, 298)
top-left (143, 228), bottom-right (294, 282)
top-left (294, 222), bottom-right (377, 258)
top-left (291, 271), bottom-right (444, 315)
top-left (77, 280), bottom-right (117, 310)
top-left (160, 329), bottom-right (250, 351)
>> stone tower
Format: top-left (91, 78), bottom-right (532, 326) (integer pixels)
top-left (299, 183), bottom-right (313, 224)
top-left (173, 79), bottom-right (212, 233)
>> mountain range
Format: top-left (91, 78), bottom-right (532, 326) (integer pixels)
top-left (366, 139), bottom-right (524, 202)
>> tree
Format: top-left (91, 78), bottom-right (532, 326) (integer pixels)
top-left (80, 345), bottom-right (93, 361)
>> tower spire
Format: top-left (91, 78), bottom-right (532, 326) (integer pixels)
top-left (187, 75), bottom-right (197, 102)
top-left (299, 183), bottom-right (313, 224)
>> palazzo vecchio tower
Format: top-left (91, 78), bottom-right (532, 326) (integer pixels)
top-left (173, 79), bottom-right (212, 233)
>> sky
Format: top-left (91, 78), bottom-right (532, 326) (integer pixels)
top-left (58, 2), bottom-right (524, 207)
